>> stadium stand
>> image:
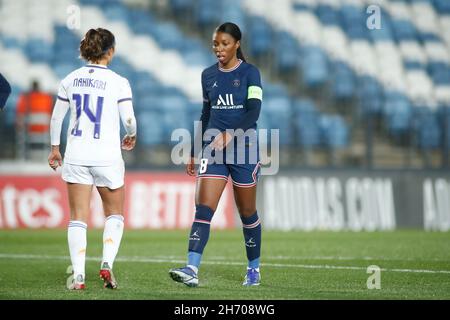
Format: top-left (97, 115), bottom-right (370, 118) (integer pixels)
top-left (0, 0), bottom-right (449, 168)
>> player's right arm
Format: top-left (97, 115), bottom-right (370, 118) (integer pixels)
top-left (187, 70), bottom-right (211, 176)
top-left (48, 84), bottom-right (70, 170)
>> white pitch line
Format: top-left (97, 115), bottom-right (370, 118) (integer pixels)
top-left (203, 255), bottom-right (450, 262)
top-left (1, 253), bottom-right (450, 274)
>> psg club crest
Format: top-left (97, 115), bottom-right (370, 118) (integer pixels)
top-left (233, 79), bottom-right (240, 87)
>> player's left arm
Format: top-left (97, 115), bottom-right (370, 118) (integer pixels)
top-left (49, 86), bottom-right (70, 170)
top-left (233, 66), bottom-right (262, 131)
top-left (118, 78), bottom-right (137, 150)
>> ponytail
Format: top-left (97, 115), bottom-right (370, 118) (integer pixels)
top-left (237, 46), bottom-right (246, 62)
top-left (79, 28), bottom-right (115, 63)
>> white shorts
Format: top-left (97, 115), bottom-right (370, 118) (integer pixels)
top-left (62, 160), bottom-right (125, 189)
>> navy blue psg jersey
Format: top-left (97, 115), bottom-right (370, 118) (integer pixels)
top-left (201, 59), bottom-right (262, 132)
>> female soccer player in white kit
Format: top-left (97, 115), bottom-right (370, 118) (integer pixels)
top-left (48, 28), bottom-right (137, 290)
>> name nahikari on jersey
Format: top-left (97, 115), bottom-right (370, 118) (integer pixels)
top-left (73, 78), bottom-right (107, 90)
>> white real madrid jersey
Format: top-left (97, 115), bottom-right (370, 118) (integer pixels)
top-left (56, 64), bottom-right (132, 166)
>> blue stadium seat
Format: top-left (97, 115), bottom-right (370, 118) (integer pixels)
top-left (180, 38), bottom-right (215, 66)
top-left (275, 31), bottom-right (299, 72)
top-left (137, 110), bottom-right (165, 146)
top-left (53, 63), bottom-right (77, 79)
top-left (293, 99), bottom-right (321, 147)
top-left (128, 9), bottom-right (155, 36)
top-left (357, 76), bottom-right (383, 115)
top-left (428, 62), bottom-right (450, 85)
top-left (170, 0), bottom-right (194, 13)
top-left (316, 4), bottom-right (340, 26)
top-left (433, 0), bottom-right (450, 13)
top-left (195, 0), bottom-right (218, 27)
top-left (404, 61), bottom-right (426, 71)
top-left (419, 33), bottom-right (440, 42)
top-left (340, 5), bottom-right (368, 40)
top-left (263, 82), bottom-right (288, 97)
top-left (109, 57), bottom-right (135, 80)
top-left (263, 95), bottom-right (293, 145)
top-left (413, 107), bottom-right (441, 149)
top-left (383, 91), bottom-right (412, 135)
top-left (247, 16), bottom-right (272, 56)
top-left (54, 25), bottom-right (80, 62)
top-left (319, 115), bottom-right (349, 148)
top-left (391, 19), bottom-right (417, 41)
top-left (331, 61), bottom-right (355, 100)
top-left (103, 3), bottom-right (129, 22)
top-left (26, 38), bottom-right (54, 63)
top-left (293, 2), bottom-right (310, 11)
top-left (0, 36), bottom-right (24, 50)
top-left (300, 46), bottom-right (328, 88)
top-left (153, 22), bottom-right (185, 50)
top-left (132, 72), bottom-right (163, 97)
top-left (220, 0), bottom-right (246, 31)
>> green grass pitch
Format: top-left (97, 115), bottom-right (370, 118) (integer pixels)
top-left (0, 229), bottom-right (449, 300)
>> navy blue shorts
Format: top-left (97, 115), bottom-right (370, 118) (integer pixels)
top-left (197, 136), bottom-right (260, 187)
top-left (197, 159), bottom-right (261, 187)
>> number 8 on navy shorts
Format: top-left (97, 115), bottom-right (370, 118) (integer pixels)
top-left (198, 159), bottom-right (261, 187)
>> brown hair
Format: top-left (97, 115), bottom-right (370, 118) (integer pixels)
top-left (79, 28), bottom-right (115, 63)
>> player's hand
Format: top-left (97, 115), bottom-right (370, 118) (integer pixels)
top-left (48, 146), bottom-right (62, 171)
top-left (211, 131), bottom-right (233, 151)
top-left (122, 134), bottom-right (136, 150)
top-left (186, 157), bottom-right (196, 176)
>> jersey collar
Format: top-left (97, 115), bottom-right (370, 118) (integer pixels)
top-left (218, 59), bottom-right (243, 72)
top-left (85, 63), bottom-right (108, 69)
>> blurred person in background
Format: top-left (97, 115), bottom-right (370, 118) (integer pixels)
top-left (0, 73), bottom-right (11, 110)
top-left (16, 80), bottom-right (53, 160)
top-left (48, 28), bottom-right (137, 290)
top-left (169, 22), bottom-right (263, 287)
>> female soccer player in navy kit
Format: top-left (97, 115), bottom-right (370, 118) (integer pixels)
top-left (170, 22), bottom-right (263, 287)
top-left (48, 28), bottom-right (137, 290)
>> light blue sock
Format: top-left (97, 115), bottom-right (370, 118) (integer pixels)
top-left (187, 252), bottom-right (202, 270)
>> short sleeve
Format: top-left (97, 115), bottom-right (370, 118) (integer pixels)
top-left (247, 66), bottom-right (263, 101)
top-left (118, 77), bottom-right (133, 104)
top-left (56, 81), bottom-right (69, 103)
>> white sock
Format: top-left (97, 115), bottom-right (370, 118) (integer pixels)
top-left (68, 220), bottom-right (87, 279)
top-left (187, 265), bottom-right (198, 274)
top-left (247, 267), bottom-right (260, 272)
top-left (101, 214), bottom-right (124, 269)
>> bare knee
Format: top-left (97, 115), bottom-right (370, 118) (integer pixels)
top-left (70, 209), bottom-right (89, 222)
top-left (97, 186), bottom-right (124, 216)
top-left (237, 206), bottom-right (257, 218)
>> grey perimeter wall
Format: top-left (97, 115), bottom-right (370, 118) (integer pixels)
top-left (255, 170), bottom-right (450, 231)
